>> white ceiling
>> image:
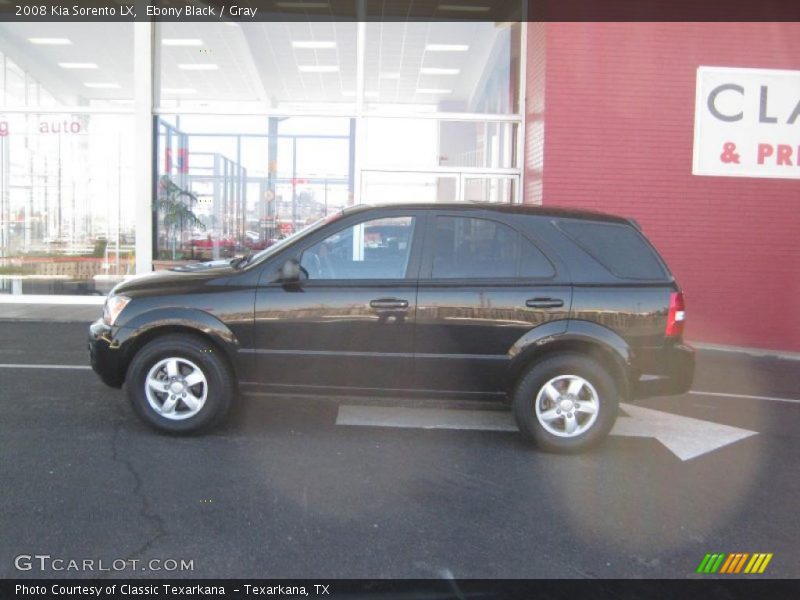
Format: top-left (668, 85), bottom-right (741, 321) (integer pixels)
top-left (0, 22), bottom-right (134, 106)
top-left (0, 20), bottom-right (512, 111)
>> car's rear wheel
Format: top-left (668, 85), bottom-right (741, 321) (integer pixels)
top-left (513, 353), bottom-right (619, 453)
top-left (126, 333), bottom-right (234, 434)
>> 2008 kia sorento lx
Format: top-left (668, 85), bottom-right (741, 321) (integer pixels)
top-left (89, 203), bottom-right (694, 453)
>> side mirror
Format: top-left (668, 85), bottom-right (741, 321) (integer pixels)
top-left (280, 258), bottom-right (301, 282)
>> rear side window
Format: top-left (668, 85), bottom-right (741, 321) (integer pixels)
top-left (556, 220), bottom-right (667, 279)
top-left (431, 216), bottom-right (554, 279)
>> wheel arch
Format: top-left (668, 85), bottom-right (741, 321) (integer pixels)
top-left (113, 309), bottom-right (240, 385)
top-left (507, 323), bottom-right (633, 401)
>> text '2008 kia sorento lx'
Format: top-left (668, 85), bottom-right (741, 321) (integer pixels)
top-left (89, 203), bottom-right (694, 453)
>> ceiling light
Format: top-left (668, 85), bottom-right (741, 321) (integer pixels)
top-left (379, 72), bottom-right (401, 79)
top-left (420, 67), bottom-right (460, 75)
top-left (437, 4), bottom-right (491, 11)
top-left (58, 62), bottom-right (98, 69)
top-left (299, 65), bottom-right (339, 73)
top-left (161, 88), bottom-right (197, 95)
top-left (417, 88), bottom-right (452, 94)
top-left (292, 41), bottom-right (337, 49)
top-left (425, 44), bottom-right (469, 52)
top-left (162, 39), bottom-right (203, 47)
top-left (178, 64), bottom-right (219, 70)
top-left (275, 1), bottom-right (330, 8)
top-left (83, 83), bottom-right (121, 89)
top-left (29, 38), bottom-right (72, 45)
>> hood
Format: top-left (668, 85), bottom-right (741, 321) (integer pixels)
top-left (111, 260), bottom-right (236, 297)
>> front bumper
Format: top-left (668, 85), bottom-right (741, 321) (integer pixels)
top-left (632, 342), bottom-right (695, 399)
top-left (88, 319), bottom-right (125, 388)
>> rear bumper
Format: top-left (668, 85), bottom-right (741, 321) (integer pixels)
top-left (88, 319), bottom-right (125, 388)
top-left (633, 342), bottom-right (695, 399)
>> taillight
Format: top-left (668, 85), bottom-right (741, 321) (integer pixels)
top-left (665, 291), bottom-right (685, 337)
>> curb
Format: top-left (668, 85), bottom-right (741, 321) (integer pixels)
top-left (691, 342), bottom-right (800, 361)
top-left (0, 295), bottom-right (105, 305)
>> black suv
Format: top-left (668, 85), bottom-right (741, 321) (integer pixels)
top-left (89, 203), bottom-right (694, 452)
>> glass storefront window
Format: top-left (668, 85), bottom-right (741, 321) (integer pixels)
top-left (156, 22), bottom-right (358, 112)
top-left (5, 60), bottom-right (26, 105)
top-left (0, 23), bottom-right (134, 108)
top-left (361, 171), bottom-right (517, 204)
top-left (463, 176), bottom-right (517, 203)
top-left (361, 172), bottom-right (459, 204)
top-left (0, 23), bottom-right (134, 295)
top-left (155, 21), bottom-right (519, 114)
top-left (0, 113), bottom-right (135, 295)
top-left (156, 115), bottom-right (353, 262)
top-left (363, 118), bottom-right (518, 170)
top-left (364, 22), bottom-right (520, 114)
top-left (1, 18), bottom-right (524, 294)
top-left (154, 20), bottom-right (524, 263)
top-left (361, 116), bottom-right (520, 203)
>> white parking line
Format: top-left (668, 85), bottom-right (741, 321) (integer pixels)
top-left (337, 405), bottom-right (517, 431)
top-left (0, 364), bottom-right (92, 370)
top-left (689, 390), bottom-right (800, 405)
top-left (0, 363), bottom-right (798, 408)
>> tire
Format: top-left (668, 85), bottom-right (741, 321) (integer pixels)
top-left (125, 333), bottom-right (235, 434)
top-left (512, 352), bottom-right (619, 453)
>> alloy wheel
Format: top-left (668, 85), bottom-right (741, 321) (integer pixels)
top-left (534, 374), bottom-right (600, 437)
top-left (144, 357), bottom-right (208, 420)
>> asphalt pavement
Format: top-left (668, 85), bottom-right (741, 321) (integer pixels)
top-left (0, 321), bottom-right (798, 579)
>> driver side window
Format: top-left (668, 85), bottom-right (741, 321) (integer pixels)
top-left (300, 216), bottom-right (415, 280)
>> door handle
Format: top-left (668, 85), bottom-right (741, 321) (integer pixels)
top-left (369, 298), bottom-right (409, 309)
top-left (525, 297), bottom-right (564, 309)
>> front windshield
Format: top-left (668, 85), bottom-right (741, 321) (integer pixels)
top-left (242, 211), bottom-right (344, 268)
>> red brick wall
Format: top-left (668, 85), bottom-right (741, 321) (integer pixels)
top-left (525, 22), bottom-right (800, 352)
top-left (524, 22), bottom-right (546, 205)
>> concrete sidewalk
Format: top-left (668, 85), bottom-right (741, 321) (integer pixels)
top-left (0, 295), bottom-right (103, 322)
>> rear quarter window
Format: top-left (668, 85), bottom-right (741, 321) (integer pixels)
top-left (555, 220), bottom-right (668, 280)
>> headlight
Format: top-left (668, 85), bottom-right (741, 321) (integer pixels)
top-left (103, 295), bottom-right (131, 326)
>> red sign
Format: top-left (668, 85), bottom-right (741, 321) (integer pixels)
top-left (165, 148), bottom-right (189, 174)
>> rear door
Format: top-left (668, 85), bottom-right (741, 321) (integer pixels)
top-left (414, 212), bottom-right (571, 394)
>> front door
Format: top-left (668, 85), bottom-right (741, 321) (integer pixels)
top-left (253, 211), bottom-right (422, 393)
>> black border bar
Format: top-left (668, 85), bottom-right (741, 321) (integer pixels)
top-left (1, 0), bottom-right (800, 22)
top-left (2, 579), bottom-right (800, 600)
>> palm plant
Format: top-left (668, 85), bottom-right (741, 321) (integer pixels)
top-left (157, 175), bottom-right (205, 259)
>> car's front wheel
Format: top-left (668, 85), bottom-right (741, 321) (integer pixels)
top-left (513, 353), bottom-right (619, 453)
top-left (126, 333), bottom-right (234, 434)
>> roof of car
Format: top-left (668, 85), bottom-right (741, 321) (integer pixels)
top-left (344, 202), bottom-right (631, 224)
